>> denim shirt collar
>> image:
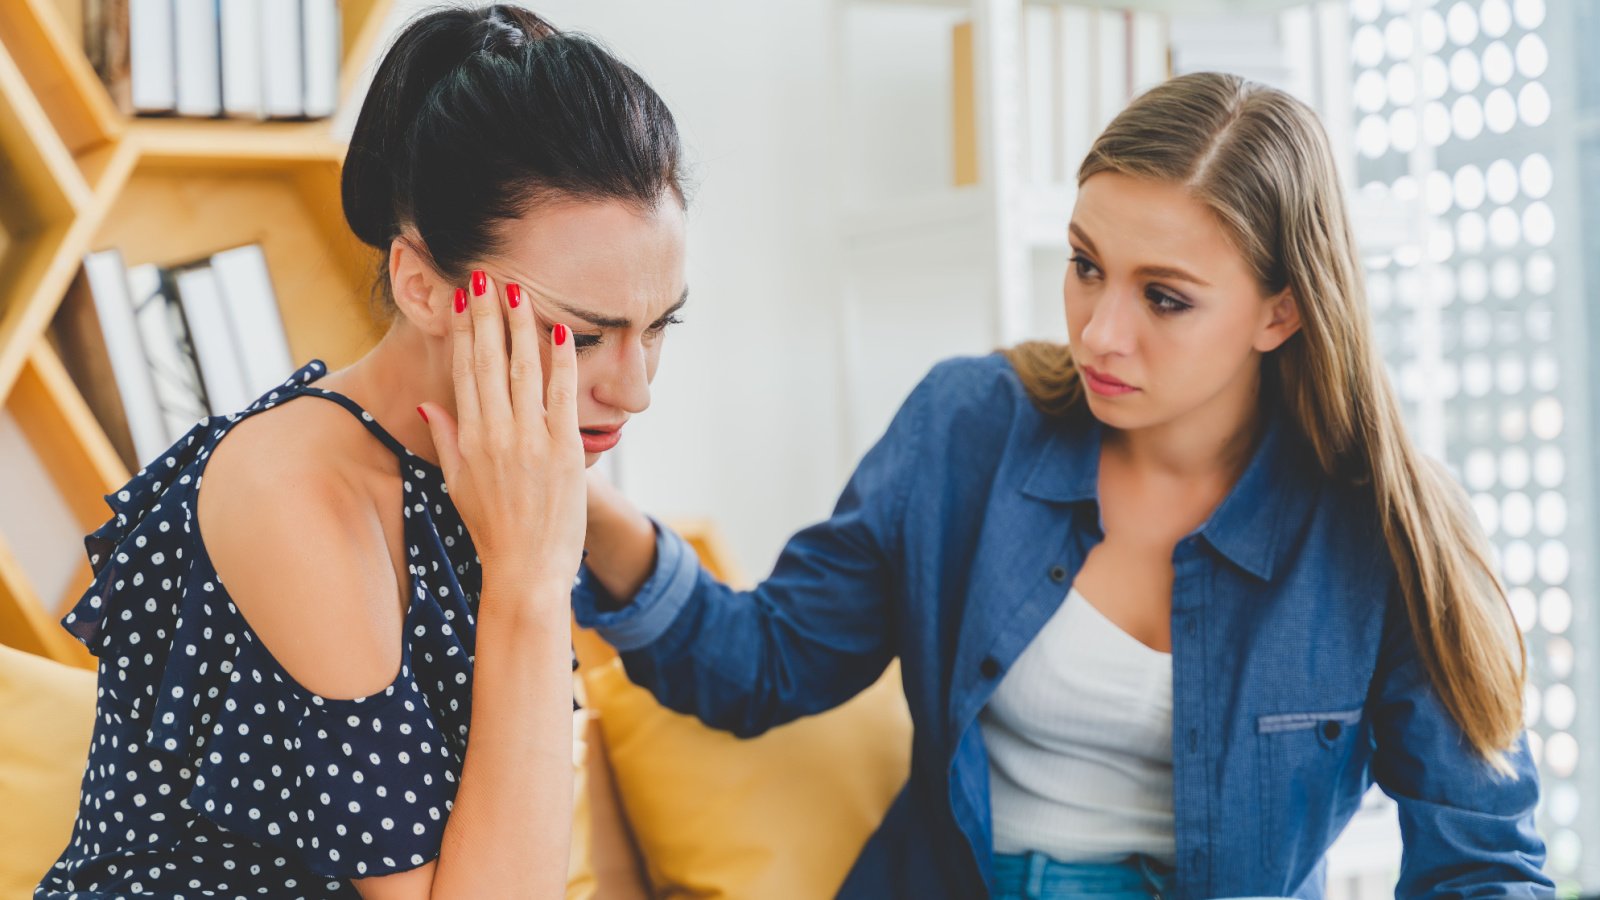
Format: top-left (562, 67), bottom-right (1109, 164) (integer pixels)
top-left (1019, 404), bottom-right (1321, 583)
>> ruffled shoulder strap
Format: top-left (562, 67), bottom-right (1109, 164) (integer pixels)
top-left (63, 360), bottom-right (333, 654)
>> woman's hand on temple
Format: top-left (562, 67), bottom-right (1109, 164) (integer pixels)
top-left (418, 269), bottom-right (586, 601)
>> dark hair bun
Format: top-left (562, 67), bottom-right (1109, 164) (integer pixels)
top-left (341, 5), bottom-right (682, 307)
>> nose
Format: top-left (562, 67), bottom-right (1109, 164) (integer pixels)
top-left (1077, 286), bottom-right (1139, 358)
top-left (591, 340), bottom-right (652, 415)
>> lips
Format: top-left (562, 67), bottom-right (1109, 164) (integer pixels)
top-left (579, 424), bottom-right (623, 454)
top-left (1083, 366), bottom-right (1130, 388)
top-left (1081, 365), bottom-right (1138, 397)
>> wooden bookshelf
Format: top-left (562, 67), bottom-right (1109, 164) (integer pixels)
top-left (0, 0), bottom-right (395, 667)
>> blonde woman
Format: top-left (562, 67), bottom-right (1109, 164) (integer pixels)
top-left (577, 72), bottom-right (1551, 898)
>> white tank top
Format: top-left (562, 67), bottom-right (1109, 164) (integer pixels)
top-left (979, 586), bottom-right (1176, 865)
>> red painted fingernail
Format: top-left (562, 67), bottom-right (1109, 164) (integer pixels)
top-left (506, 283), bottom-right (521, 309)
top-left (416, 405), bottom-right (429, 423)
top-left (553, 323), bottom-right (569, 347)
top-left (453, 287), bottom-right (466, 313)
top-left (471, 270), bottom-right (487, 297)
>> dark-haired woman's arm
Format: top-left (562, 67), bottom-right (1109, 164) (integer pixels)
top-left (361, 272), bottom-right (584, 899)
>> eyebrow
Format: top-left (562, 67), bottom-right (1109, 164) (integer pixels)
top-left (549, 286), bottom-right (689, 329)
top-left (1068, 223), bottom-right (1212, 288)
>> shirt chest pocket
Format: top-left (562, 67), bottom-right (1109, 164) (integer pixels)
top-left (1256, 707), bottom-right (1365, 871)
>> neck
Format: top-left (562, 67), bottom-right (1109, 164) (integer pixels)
top-left (319, 320), bottom-right (453, 467)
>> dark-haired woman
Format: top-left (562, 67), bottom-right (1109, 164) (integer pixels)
top-left (577, 72), bottom-right (1551, 897)
top-left (36, 6), bottom-right (686, 898)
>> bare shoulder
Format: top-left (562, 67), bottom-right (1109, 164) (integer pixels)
top-left (197, 398), bottom-right (407, 700)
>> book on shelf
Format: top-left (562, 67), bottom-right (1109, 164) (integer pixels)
top-left (219, 0), bottom-right (261, 118)
top-left (303, 0), bottom-right (341, 119)
top-left (51, 249), bottom-right (172, 469)
top-left (176, 244), bottom-right (295, 412)
top-left (261, 0), bottom-right (305, 119)
top-left (86, 0), bottom-right (342, 120)
top-left (126, 0), bottom-right (175, 113)
top-left (208, 245), bottom-right (295, 399)
top-left (126, 263), bottom-right (210, 442)
top-left (50, 243), bottom-right (294, 472)
top-left (173, 0), bottom-right (221, 117)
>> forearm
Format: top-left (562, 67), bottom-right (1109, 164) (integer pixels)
top-left (429, 573), bottom-right (574, 899)
top-left (582, 473), bottom-right (657, 603)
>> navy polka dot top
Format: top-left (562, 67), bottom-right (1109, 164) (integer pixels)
top-left (39, 361), bottom-right (486, 898)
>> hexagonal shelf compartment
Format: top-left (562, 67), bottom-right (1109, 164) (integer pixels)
top-left (0, 0), bottom-right (395, 667)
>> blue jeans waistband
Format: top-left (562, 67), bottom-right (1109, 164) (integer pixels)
top-left (991, 852), bottom-right (1176, 900)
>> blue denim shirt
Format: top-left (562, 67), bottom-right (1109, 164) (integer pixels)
top-left (574, 354), bottom-right (1551, 899)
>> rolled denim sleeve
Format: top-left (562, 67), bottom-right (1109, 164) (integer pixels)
top-left (569, 362), bottom-right (943, 738)
top-left (1370, 586), bottom-right (1554, 896)
top-left (572, 517), bottom-right (699, 652)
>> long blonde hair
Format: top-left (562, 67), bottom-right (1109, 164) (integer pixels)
top-left (1008, 72), bottom-right (1525, 768)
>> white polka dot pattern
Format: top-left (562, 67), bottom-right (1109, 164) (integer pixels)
top-left (37, 361), bottom-right (486, 898)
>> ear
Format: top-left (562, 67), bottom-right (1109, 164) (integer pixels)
top-left (1254, 286), bottom-right (1302, 353)
top-left (389, 231), bottom-right (450, 337)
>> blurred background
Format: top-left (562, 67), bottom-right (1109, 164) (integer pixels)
top-left (0, 0), bottom-right (1593, 894)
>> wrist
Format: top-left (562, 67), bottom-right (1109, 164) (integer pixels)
top-left (481, 560), bottom-right (578, 598)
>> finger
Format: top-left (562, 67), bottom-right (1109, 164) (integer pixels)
top-left (506, 281), bottom-right (545, 424)
top-left (416, 402), bottom-right (463, 482)
top-left (448, 285), bottom-right (479, 434)
top-left (467, 268), bottom-right (513, 427)
top-left (544, 321), bottom-right (581, 450)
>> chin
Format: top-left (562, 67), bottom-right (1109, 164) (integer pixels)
top-left (584, 452), bottom-right (602, 468)
top-left (1082, 394), bottom-right (1153, 431)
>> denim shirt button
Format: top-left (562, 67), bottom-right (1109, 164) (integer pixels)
top-left (1048, 565), bottom-right (1067, 584)
top-left (1187, 728), bottom-right (1198, 752)
top-left (1322, 720), bottom-right (1343, 740)
top-left (979, 657), bottom-right (1001, 679)
top-left (1184, 619), bottom-right (1197, 638)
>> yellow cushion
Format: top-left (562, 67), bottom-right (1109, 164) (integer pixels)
top-left (567, 708), bottom-right (597, 900)
top-left (0, 644), bottom-right (97, 897)
top-left (585, 658), bottom-right (911, 899)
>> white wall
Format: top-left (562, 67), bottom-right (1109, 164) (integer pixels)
top-left (348, 1), bottom-right (853, 577)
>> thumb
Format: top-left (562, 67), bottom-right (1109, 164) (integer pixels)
top-left (416, 403), bottom-right (462, 480)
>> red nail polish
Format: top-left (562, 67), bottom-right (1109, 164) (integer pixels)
top-left (471, 270), bottom-right (487, 297)
top-left (506, 283), bottom-right (521, 308)
top-left (553, 323), bottom-right (569, 347)
top-left (453, 288), bottom-right (466, 313)
top-left (417, 405), bottom-right (429, 423)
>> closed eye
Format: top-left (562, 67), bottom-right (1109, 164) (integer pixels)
top-left (563, 314), bottom-right (683, 354)
top-left (647, 314), bottom-right (684, 333)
